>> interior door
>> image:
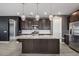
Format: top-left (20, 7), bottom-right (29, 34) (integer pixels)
top-left (0, 17), bottom-right (9, 41)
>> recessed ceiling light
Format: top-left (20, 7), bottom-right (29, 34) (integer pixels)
top-left (17, 12), bottom-right (20, 15)
top-left (58, 12), bottom-right (61, 15)
top-left (44, 12), bottom-right (47, 15)
top-left (30, 12), bottom-right (34, 15)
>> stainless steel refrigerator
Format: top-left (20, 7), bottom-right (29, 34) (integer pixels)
top-left (69, 21), bottom-right (79, 52)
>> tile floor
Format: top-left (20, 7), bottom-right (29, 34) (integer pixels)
top-left (21, 42), bottom-right (79, 56)
top-left (60, 42), bottom-right (79, 56)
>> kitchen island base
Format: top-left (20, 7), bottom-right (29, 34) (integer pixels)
top-left (17, 39), bottom-right (60, 54)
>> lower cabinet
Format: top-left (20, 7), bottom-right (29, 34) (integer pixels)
top-left (39, 39), bottom-right (48, 53)
top-left (22, 40), bottom-right (33, 53)
top-left (64, 34), bottom-right (69, 45)
top-left (33, 39), bottom-right (40, 53)
top-left (48, 39), bottom-right (59, 54)
top-left (17, 39), bottom-right (59, 54)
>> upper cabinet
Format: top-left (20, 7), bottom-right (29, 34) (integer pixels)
top-left (20, 17), bottom-right (51, 30)
top-left (70, 10), bottom-right (79, 22)
top-left (38, 18), bottom-right (50, 30)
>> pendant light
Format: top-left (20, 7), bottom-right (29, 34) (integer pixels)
top-left (35, 3), bottom-right (40, 21)
top-left (49, 4), bottom-right (53, 21)
top-left (49, 15), bottom-right (53, 21)
top-left (21, 3), bottom-right (26, 21)
top-left (30, 12), bottom-right (34, 16)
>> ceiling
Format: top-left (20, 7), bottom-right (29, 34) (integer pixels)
top-left (0, 3), bottom-right (79, 17)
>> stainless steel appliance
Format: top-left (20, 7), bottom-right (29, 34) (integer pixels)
top-left (69, 21), bottom-right (79, 52)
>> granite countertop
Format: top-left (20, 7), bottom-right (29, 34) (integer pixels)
top-left (15, 35), bottom-right (63, 39)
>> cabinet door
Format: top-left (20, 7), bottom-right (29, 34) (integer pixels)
top-left (22, 40), bottom-right (33, 53)
top-left (48, 39), bottom-right (60, 54)
top-left (33, 39), bottom-right (40, 53)
top-left (39, 39), bottom-right (48, 53)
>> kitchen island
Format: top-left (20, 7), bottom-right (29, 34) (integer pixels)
top-left (17, 35), bottom-right (60, 54)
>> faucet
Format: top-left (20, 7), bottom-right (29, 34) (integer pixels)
top-left (31, 30), bottom-right (39, 36)
top-left (31, 25), bottom-right (39, 36)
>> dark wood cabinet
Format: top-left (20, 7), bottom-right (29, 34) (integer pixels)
top-left (20, 17), bottom-right (51, 30)
top-left (33, 39), bottom-right (40, 53)
top-left (17, 39), bottom-right (60, 54)
top-left (39, 39), bottom-right (48, 53)
top-left (64, 34), bottom-right (69, 45)
top-left (21, 18), bottom-right (34, 30)
top-left (22, 40), bottom-right (33, 53)
top-left (48, 39), bottom-right (59, 54)
top-left (38, 18), bottom-right (50, 30)
top-left (70, 11), bottom-right (79, 22)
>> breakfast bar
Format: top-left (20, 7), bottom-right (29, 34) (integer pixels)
top-left (17, 35), bottom-right (60, 54)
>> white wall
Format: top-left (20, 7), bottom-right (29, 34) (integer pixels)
top-left (9, 19), bottom-right (16, 41)
top-left (53, 16), bottom-right (62, 39)
top-left (62, 16), bottom-right (69, 36)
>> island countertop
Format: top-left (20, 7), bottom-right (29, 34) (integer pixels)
top-left (16, 35), bottom-right (60, 54)
top-left (15, 35), bottom-right (63, 39)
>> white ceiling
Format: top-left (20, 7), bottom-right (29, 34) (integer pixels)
top-left (0, 3), bottom-right (79, 17)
